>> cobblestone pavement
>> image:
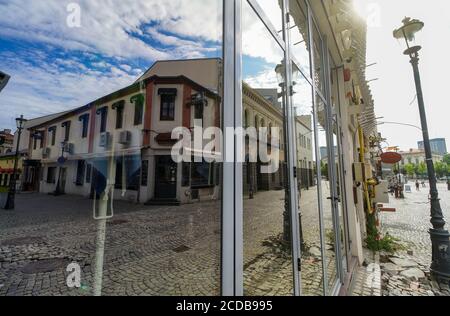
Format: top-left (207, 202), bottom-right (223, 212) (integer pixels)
top-left (0, 184), bottom-right (339, 296)
top-left (379, 182), bottom-right (450, 296)
top-left (349, 249), bottom-right (381, 296)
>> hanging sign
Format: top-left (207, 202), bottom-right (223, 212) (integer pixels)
top-left (380, 152), bottom-right (402, 164)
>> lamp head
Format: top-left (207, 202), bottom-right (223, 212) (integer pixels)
top-left (393, 17), bottom-right (424, 43)
top-left (15, 115), bottom-right (27, 129)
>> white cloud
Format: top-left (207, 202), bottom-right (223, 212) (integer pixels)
top-left (0, 0), bottom-right (223, 61)
top-left (0, 52), bottom-right (138, 129)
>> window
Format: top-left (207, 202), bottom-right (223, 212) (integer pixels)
top-left (113, 101), bottom-right (125, 129)
top-left (79, 114), bottom-right (90, 138)
top-left (191, 160), bottom-right (215, 188)
top-left (62, 121), bottom-right (71, 142)
top-left (49, 126), bottom-right (57, 146)
top-left (47, 167), bottom-right (56, 184)
top-left (115, 156), bottom-right (141, 191)
top-left (131, 94), bottom-right (144, 126)
top-left (75, 160), bottom-right (86, 186)
top-left (159, 89), bottom-right (177, 121)
top-left (97, 107), bottom-right (108, 133)
top-left (0, 174), bottom-right (3, 186)
top-left (85, 164), bottom-right (92, 184)
top-left (3, 174), bottom-right (9, 186)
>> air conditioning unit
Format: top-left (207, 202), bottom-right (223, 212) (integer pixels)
top-left (99, 132), bottom-right (111, 148)
top-left (118, 131), bottom-right (132, 145)
top-left (63, 143), bottom-right (75, 155)
top-left (42, 147), bottom-right (51, 159)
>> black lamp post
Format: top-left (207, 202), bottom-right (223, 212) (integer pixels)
top-left (394, 17), bottom-right (450, 282)
top-left (4, 115), bottom-right (27, 210)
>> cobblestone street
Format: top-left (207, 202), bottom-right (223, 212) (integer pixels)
top-left (0, 184), bottom-right (337, 296)
top-left (379, 182), bottom-right (450, 296)
top-left (0, 188), bottom-right (332, 296)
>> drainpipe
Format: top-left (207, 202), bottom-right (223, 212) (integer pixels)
top-left (358, 127), bottom-right (373, 214)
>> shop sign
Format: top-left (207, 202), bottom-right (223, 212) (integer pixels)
top-left (380, 152), bottom-right (402, 164)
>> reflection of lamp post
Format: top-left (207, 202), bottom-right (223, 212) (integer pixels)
top-left (275, 62), bottom-right (305, 249)
top-left (275, 62), bottom-right (292, 244)
top-left (4, 115), bottom-right (27, 210)
top-left (54, 141), bottom-right (67, 196)
top-left (394, 17), bottom-right (450, 281)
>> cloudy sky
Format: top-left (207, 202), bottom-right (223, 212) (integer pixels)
top-left (1, 0), bottom-right (448, 152)
top-left (357, 0), bottom-right (450, 151)
top-left (0, 0), bottom-right (224, 129)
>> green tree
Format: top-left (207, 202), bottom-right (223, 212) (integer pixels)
top-left (404, 163), bottom-right (416, 178)
top-left (443, 154), bottom-right (450, 165)
top-left (415, 162), bottom-right (427, 178)
top-left (434, 161), bottom-right (447, 178)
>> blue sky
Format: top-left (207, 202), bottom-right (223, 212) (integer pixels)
top-left (0, 0), bottom-right (282, 132)
top-left (0, 0), bottom-right (226, 130)
top-left (0, 0), bottom-right (298, 133)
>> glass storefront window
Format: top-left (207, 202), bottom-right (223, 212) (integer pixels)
top-left (316, 94), bottom-right (339, 293)
top-left (0, 0), bottom-right (224, 296)
top-left (254, 0), bottom-right (284, 33)
top-left (242, 1), bottom-right (294, 296)
top-left (312, 24), bottom-right (325, 94)
top-left (289, 0), bottom-right (311, 78)
top-left (291, 68), bottom-right (324, 296)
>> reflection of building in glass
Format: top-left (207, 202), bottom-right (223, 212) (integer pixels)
top-left (1, 0), bottom-right (385, 298)
top-left (0, 129), bottom-right (14, 155)
top-left (296, 116), bottom-right (314, 188)
top-left (18, 58), bottom-right (222, 205)
top-left (418, 138), bottom-right (447, 155)
top-left (243, 83), bottom-right (286, 196)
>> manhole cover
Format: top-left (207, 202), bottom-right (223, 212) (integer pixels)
top-left (21, 258), bottom-right (69, 274)
top-left (1, 237), bottom-right (45, 246)
top-left (173, 245), bottom-right (191, 253)
top-left (108, 219), bottom-right (129, 226)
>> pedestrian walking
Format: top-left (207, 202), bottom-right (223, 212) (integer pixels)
top-left (415, 180), bottom-right (420, 191)
top-left (421, 180), bottom-right (426, 188)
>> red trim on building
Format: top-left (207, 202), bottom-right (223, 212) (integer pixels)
top-left (183, 85), bottom-right (192, 129)
top-left (143, 83), bottom-right (154, 147)
top-left (88, 106), bottom-right (97, 153)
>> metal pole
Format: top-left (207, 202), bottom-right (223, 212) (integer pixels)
top-left (93, 191), bottom-right (108, 296)
top-left (4, 124), bottom-right (23, 210)
top-left (408, 47), bottom-right (450, 282)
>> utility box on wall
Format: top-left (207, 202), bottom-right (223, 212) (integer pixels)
top-left (374, 180), bottom-right (390, 204)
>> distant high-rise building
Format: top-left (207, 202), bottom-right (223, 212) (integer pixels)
top-left (418, 138), bottom-right (447, 155)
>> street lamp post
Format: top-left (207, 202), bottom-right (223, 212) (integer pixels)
top-left (394, 17), bottom-right (450, 282)
top-left (4, 115), bottom-right (27, 210)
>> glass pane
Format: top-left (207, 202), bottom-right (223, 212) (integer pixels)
top-left (0, 0), bottom-right (223, 296)
top-left (312, 24), bottom-right (325, 94)
top-left (291, 69), bottom-right (324, 296)
top-left (316, 94), bottom-right (338, 292)
top-left (289, 0), bottom-right (311, 77)
top-left (330, 64), bottom-right (349, 274)
top-left (254, 0), bottom-right (284, 33)
top-left (242, 1), bottom-right (294, 296)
